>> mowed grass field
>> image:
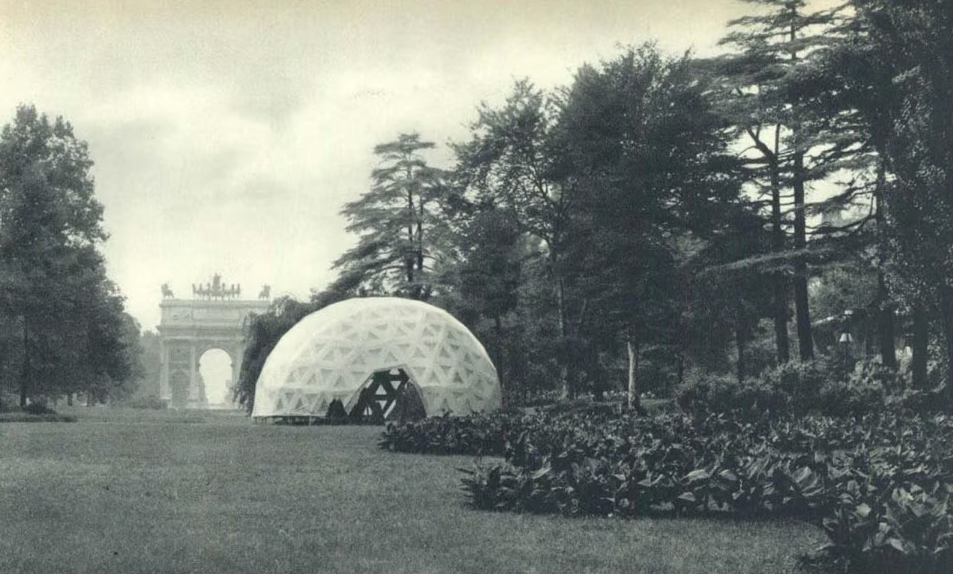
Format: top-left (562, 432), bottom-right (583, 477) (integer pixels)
top-left (0, 409), bottom-right (824, 574)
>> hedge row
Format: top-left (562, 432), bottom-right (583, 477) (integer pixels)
top-left (382, 410), bottom-right (953, 574)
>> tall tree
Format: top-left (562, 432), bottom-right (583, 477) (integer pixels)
top-left (333, 133), bottom-right (449, 301)
top-left (125, 329), bottom-right (162, 402)
top-left (0, 105), bottom-right (131, 406)
top-left (555, 46), bottom-right (743, 410)
top-left (692, 208), bottom-right (776, 384)
top-left (435, 201), bottom-right (523, 397)
top-left (853, 0), bottom-right (953, 404)
top-left (453, 81), bottom-right (580, 397)
top-left (796, 1), bottom-right (909, 370)
top-left (717, 0), bottom-right (845, 363)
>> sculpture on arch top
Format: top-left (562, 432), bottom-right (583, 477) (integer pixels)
top-left (192, 273), bottom-right (242, 300)
top-left (258, 285), bottom-right (271, 300)
top-left (161, 283), bottom-right (174, 298)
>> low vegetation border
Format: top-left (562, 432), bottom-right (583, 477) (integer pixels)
top-left (0, 412), bottom-right (77, 423)
top-left (381, 409), bottom-right (953, 574)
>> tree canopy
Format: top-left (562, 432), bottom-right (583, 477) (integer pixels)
top-left (237, 2), bottom-right (953, 413)
top-left (0, 105), bottom-right (137, 407)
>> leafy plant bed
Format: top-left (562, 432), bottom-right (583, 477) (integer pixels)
top-left (259, 416), bottom-right (383, 426)
top-left (379, 411), bottom-right (531, 455)
top-left (382, 409), bottom-right (953, 574)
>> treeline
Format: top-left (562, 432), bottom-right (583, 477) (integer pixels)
top-left (0, 105), bottom-right (142, 409)
top-left (237, 0), bottom-right (953, 412)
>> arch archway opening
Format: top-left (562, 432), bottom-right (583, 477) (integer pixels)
top-left (199, 348), bottom-right (234, 408)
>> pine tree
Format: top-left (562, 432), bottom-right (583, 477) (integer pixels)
top-left (333, 133), bottom-right (449, 301)
top-left (851, 0), bottom-right (953, 405)
top-left (715, 0), bottom-right (845, 362)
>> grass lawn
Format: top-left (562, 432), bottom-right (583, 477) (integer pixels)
top-left (0, 408), bottom-right (824, 574)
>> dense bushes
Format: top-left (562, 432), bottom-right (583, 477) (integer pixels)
top-left (0, 402), bottom-right (77, 422)
top-left (675, 359), bottom-right (920, 418)
top-left (21, 402), bottom-right (59, 415)
top-left (122, 395), bottom-right (168, 410)
top-left (380, 411), bottom-right (528, 456)
top-left (382, 409), bottom-right (953, 574)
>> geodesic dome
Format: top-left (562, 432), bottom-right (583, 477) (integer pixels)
top-left (251, 297), bottom-right (501, 419)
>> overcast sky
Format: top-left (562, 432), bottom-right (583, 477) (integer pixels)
top-left (0, 0), bottom-right (770, 331)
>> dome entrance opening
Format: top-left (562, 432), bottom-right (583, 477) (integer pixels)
top-left (345, 367), bottom-right (425, 423)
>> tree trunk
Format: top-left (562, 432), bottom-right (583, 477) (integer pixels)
top-left (940, 286), bottom-right (953, 409)
top-left (19, 315), bottom-right (30, 408)
top-left (555, 272), bottom-right (572, 399)
top-left (773, 281), bottom-right (790, 364)
top-left (876, 272), bottom-right (897, 369)
top-left (792, 150), bottom-right (813, 361)
top-left (912, 302), bottom-right (929, 389)
top-left (415, 189), bottom-right (427, 300)
top-left (873, 157), bottom-right (897, 369)
top-left (494, 315), bottom-right (505, 405)
top-left (792, 279), bottom-right (812, 360)
top-left (736, 320), bottom-right (748, 385)
top-left (626, 329), bottom-right (641, 413)
top-left (769, 153), bottom-right (791, 364)
top-left (405, 162), bottom-right (417, 293)
top-left (787, 11), bottom-right (813, 362)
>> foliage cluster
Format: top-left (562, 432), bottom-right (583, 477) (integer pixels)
top-left (0, 106), bottom-right (141, 408)
top-left (677, 360), bottom-right (893, 418)
top-left (121, 395), bottom-right (169, 410)
top-left (380, 411), bottom-right (525, 456)
top-left (234, 290), bottom-right (348, 411)
top-left (383, 409), bottom-right (953, 573)
top-left (675, 359), bottom-right (943, 420)
top-left (237, 0), bottom-right (953, 416)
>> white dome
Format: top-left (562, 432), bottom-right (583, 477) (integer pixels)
top-left (252, 297), bottom-right (501, 418)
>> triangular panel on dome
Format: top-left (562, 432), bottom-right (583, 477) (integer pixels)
top-left (289, 366), bottom-right (310, 384)
top-left (364, 347), bottom-right (384, 362)
top-left (366, 327), bottom-right (383, 340)
top-left (314, 395), bottom-right (330, 414)
top-left (348, 368), bottom-right (370, 381)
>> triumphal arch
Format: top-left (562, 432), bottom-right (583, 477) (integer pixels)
top-left (157, 274), bottom-right (271, 408)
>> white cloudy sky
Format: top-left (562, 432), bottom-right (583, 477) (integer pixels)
top-left (1, 0), bottom-right (766, 331)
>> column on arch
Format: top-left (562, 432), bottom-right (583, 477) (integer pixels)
top-left (159, 337), bottom-right (171, 401)
top-left (229, 340), bottom-right (244, 407)
top-left (188, 341), bottom-right (198, 404)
